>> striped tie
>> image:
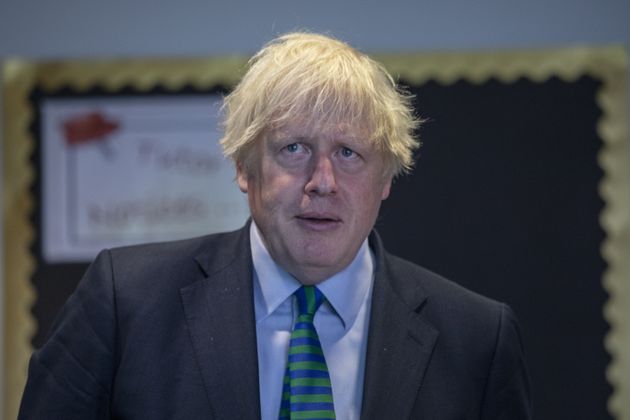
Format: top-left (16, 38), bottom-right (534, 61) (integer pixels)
top-left (279, 286), bottom-right (335, 419)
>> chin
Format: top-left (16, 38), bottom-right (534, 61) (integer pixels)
top-left (296, 251), bottom-right (347, 271)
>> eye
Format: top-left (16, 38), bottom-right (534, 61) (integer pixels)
top-left (277, 142), bottom-right (309, 163)
top-left (286, 143), bottom-right (300, 153)
top-left (340, 147), bottom-right (357, 159)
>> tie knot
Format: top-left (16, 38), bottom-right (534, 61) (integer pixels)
top-left (294, 286), bottom-right (325, 317)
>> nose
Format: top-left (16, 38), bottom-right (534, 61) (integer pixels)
top-left (305, 154), bottom-right (337, 195)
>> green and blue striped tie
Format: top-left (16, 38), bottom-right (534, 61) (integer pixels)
top-left (279, 286), bottom-right (335, 419)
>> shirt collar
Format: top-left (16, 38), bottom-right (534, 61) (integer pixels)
top-left (250, 221), bottom-right (373, 331)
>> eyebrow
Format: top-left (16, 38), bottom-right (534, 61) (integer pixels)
top-left (269, 123), bottom-right (369, 147)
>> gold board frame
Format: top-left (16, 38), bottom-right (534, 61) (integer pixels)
top-left (3, 48), bottom-right (629, 419)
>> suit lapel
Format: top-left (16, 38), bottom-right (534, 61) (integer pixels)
top-left (178, 226), bottom-right (437, 419)
top-left (180, 226), bottom-right (261, 419)
top-left (360, 233), bottom-right (439, 420)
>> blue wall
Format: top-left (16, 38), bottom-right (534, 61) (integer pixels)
top-left (0, 0), bottom-right (628, 58)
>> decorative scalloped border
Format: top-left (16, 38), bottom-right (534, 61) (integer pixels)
top-left (3, 47), bottom-right (628, 419)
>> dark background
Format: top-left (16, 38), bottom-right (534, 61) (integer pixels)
top-left (379, 76), bottom-right (610, 419)
top-left (30, 77), bottom-right (611, 419)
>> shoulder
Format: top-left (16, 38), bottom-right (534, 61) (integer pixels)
top-left (371, 234), bottom-right (532, 416)
top-left (110, 227), bottom-right (243, 267)
top-left (388, 252), bottom-right (501, 309)
top-left (89, 224), bottom-right (250, 294)
top-left (370, 230), bottom-right (508, 330)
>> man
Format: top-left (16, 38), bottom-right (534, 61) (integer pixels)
top-left (19, 32), bottom-right (532, 419)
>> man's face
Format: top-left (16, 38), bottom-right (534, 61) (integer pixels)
top-left (237, 120), bottom-right (392, 285)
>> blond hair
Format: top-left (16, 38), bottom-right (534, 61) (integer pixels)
top-left (220, 32), bottom-right (420, 178)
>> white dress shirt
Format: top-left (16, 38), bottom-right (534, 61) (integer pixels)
top-left (250, 222), bottom-right (374, 420)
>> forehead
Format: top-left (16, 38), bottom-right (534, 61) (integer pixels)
top-left (269, 119), bottom-right (370, 144)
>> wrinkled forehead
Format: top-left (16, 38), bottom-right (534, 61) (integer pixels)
top-left (269, 117), bottom-right (370, 143)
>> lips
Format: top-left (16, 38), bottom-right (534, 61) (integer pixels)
top-left (295, 212), bottom-right (342, 231)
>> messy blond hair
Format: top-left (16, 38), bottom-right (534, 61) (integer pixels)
top-left (220, 32), bottom-right (420, 178)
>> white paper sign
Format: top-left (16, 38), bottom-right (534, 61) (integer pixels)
top-left (41, 95), bottom-right (250, 263)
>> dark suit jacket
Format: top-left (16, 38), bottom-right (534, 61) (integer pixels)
top-left (19, 224), bottom-right (531, 419)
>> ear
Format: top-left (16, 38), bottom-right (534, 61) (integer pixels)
top-left (380, 177), bottom-right (392, 200)
top-left (236, 162), bottom-right (248, 193)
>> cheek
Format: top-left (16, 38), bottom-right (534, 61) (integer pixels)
top-left (352, 173), bottom-right (390, 201)
top-left (257, 169), bottom-right (301, 205)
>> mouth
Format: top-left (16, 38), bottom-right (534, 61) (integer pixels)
top-left (295, 212), bottom-right (342, 231)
